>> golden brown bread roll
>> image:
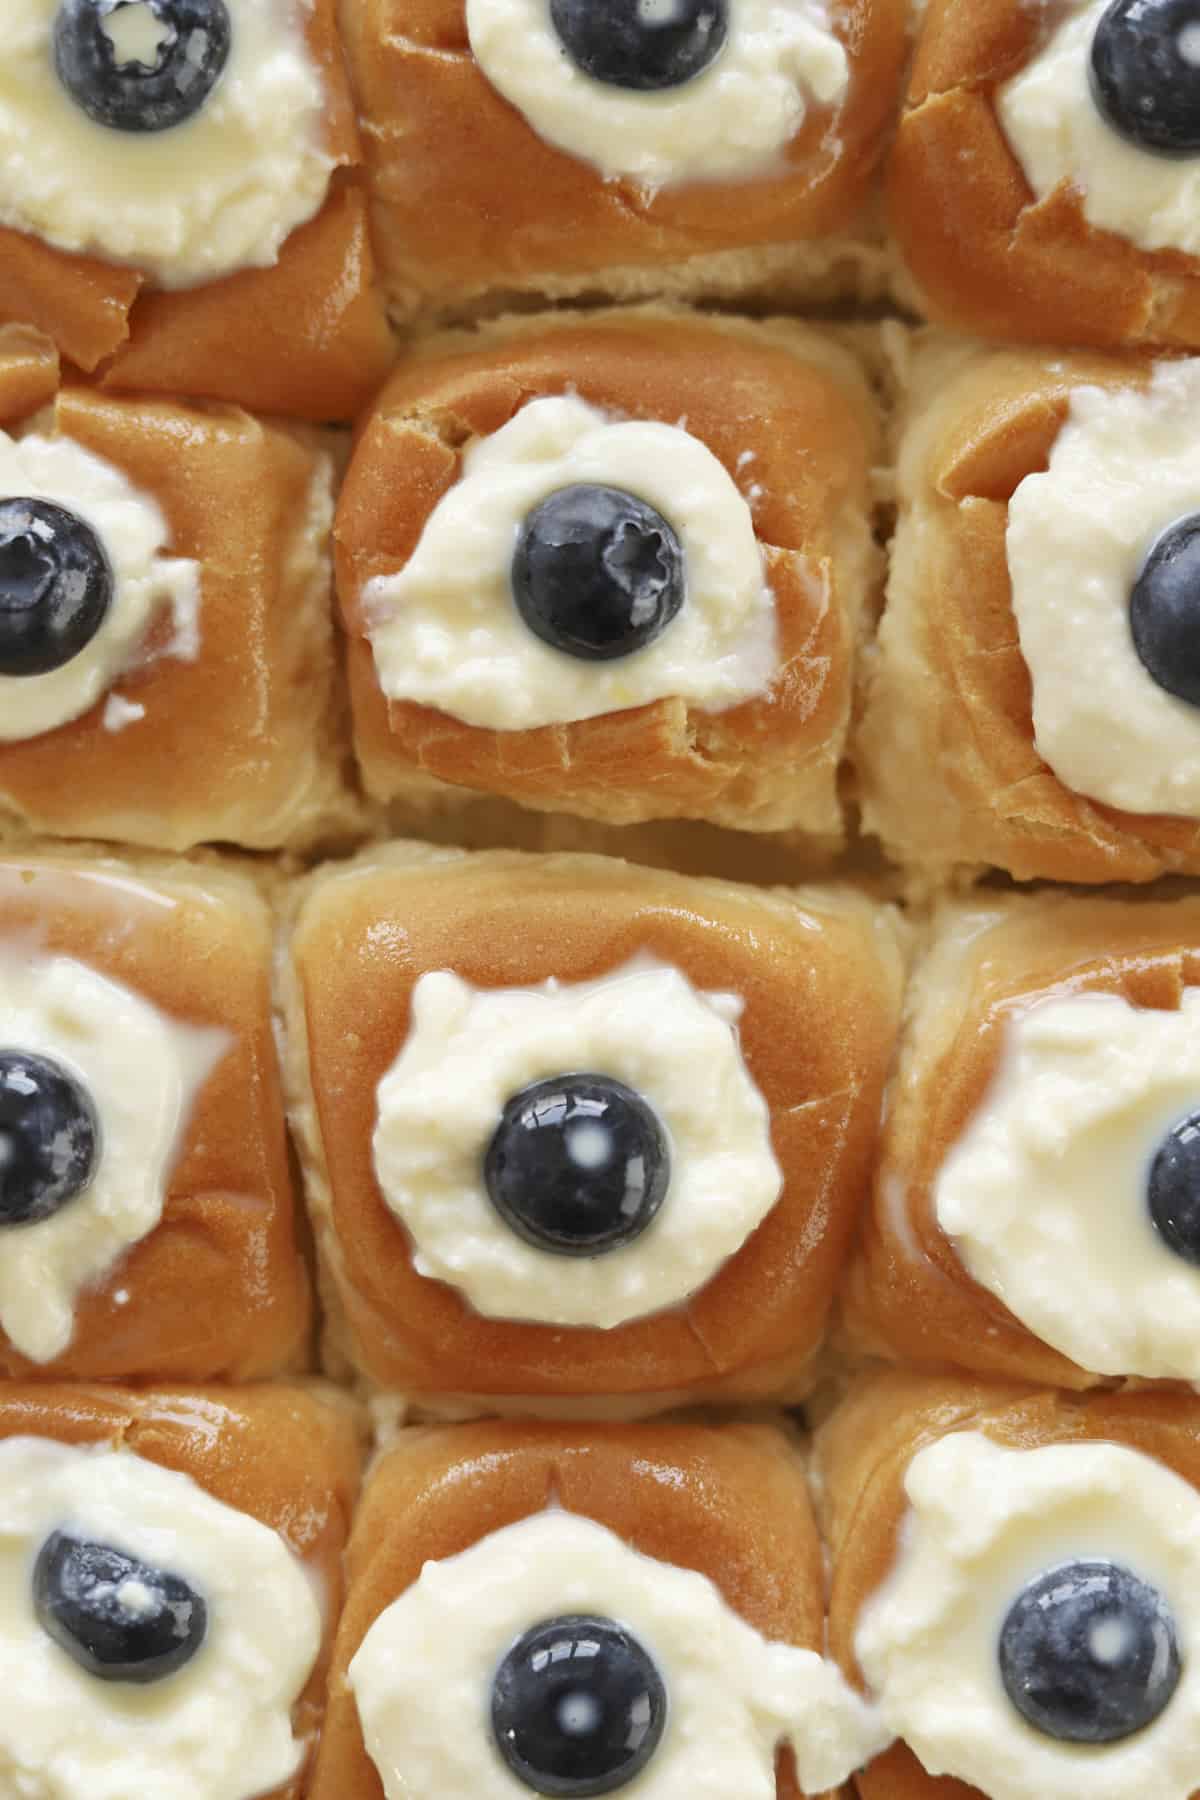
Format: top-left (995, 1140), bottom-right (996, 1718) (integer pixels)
top-left (309, 1417), bottom-right (826, 1800)
top-left (855, 339), bottom-right (1200, 884)
top-left (335, 308), bottom-right (880, 839)
top-left (281, 842), bottom-right (906, 1410)
top-left (889, 0), bottom-right (1200, 350)
top-left (0, 0), bottom-right (393, 421)
top-left (338, 0), bottom-right (909, 318)
top-left (0, 1379), bottom-right (363, 1800)
top-left (0, 365), bottom-right (359, 851)
top-left (0, 844), bottom-right (312, 1381)
top-left (817, 1369), bottom-right (1200, 1799)
top-left (839, 887), bottom-right (1200, 1390)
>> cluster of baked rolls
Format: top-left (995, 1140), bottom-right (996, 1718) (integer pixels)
top-left (4, 2), bottom-right (1200, 1799)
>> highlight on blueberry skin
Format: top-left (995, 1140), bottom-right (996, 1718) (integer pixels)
top-left (1148, 1106), bottom-right (1200, 1265)
top-left (0, 499), bottom-right (113, 679)
top-left (33, 1531), bottom-right (208, 1685)
top-left (483, 1073), bottom-right (670, 1257)
top-left (548, 0), bottom-right (727, 91)
top-left (491, 1614), bottom-right (668, 1797)
top-left (0, 1050), bottom-right (99, 1229)
top-left (511, 484), bottom-right (686, 662)
top-left (1090, 0), bottom-right (1200, 157)
top-left (54, 0), bottom-right (232, 134)
top-left (1129, 512), bottom-right (1200, 707)
top-left (998, 1559), bottom-right (1182, 1744)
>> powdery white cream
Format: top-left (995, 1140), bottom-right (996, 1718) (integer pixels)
top-left (998, 0), bottom-right (1200, 259)
top-left (350, 1509), bottom-right (889, 1800)
top-left (465, 0), bottom-right (848, 190)
top-left (1007, 359), bottom-right (1200, 817)
top-left (371, 959), bottom-right (782, 1328)
top-left (934, 987), bottom-right (1200, 1381)
top-left (363, 394), bottom-right (778, 731)
top-left (857, 1432), bottom-right (1200, 1800)
top-left (0, 428), bottom-right (200, 743)
top-left (0, 1436), bottom-right (321, 1800)
top-left (0, 0), bottom-right (333, 288)
top-left (0, 947), bottom-right (228, 1362)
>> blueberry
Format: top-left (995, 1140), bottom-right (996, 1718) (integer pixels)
top-left (33, 1532), bottom-right (207, 1684)
top-left (492, 1615), bottom-right (667, 1797)
top-left (0, 499), bottom-right (113, 679)
top-left (1129, 512), bottom-right (1200, 707)
top-left (1147, 1107), bottom-right (1200, 1263)
top-left (548, 0), bottom-right (726, 90)
top-left (54, 0), bottom-right (231, 134)
top-left (511, 484), bottom-right (685, 662)
top-left (998, 1560), bottom-right (1181, 1744)
top-left (0, 1051), bottom-right (99, 1229)
top-left (484, 1074), bottom-right (669, 1257)
top-left (1090, 0), bottom-right (1200, 157)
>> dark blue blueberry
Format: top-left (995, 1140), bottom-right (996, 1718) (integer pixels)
top-left (549, 0), bottom-right (727, 90)
top-left (484, 1074), bottom-right (669, 1257)
top-left (34, 1532), bottom-right (207, 1684)
top-left (492, 1614), bottom-right (667, 1797)
top-left (0, 498), bottom-right (112, 680)
top-left (1090, 0), bottom-right (1200, 157)
top-left (54, 0), bottom-right (231, 134)
top-left (998, 1560), bottom-right (1181, 1744)
top-left (1148, 1107), bottom-right (1200, 1263)
top-left (1129, 512), bottom-right (1200, 707)
top-left (511, 484), bottom-right (685, 661)
top-left (0, 1051), bottom-right (98, 1228)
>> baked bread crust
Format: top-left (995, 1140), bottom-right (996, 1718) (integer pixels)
top-left (816, 1368), bottom-right (1200, 1799)
top-left (0, 1379), bottom-right (363, 1800)
top-left (282, 842), bottom-right (905, 1408)
top-left (336, 308), bottom-right (880, 836)
top-left (889, 0), bottom-right (1200, 349)
top-left (0, 0), bottom-right (393, 421)
top-left (0, 845), bottom-right (313, 1382)
top-left (309, 1416), bottom-right (824, 1800)
top-left (337, 0), bottom-right (909, 316)
top-left (0, 371), bottom-right (360, 852)
top-left (853, 339), bottom-right (1200, 885)
top-left (840, 888), bottom-right (1200, 1390)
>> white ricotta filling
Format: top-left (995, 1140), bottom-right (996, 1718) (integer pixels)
top-left (0, 428), bottom-right (200, 743)
top-left (350, 1509), bottom-right (889, 1800)
top-left (363, 394), bottom-right (778, 732)
top-left (0, 947), bottom-right (228, 1362)
top-left (0, 0), bottom-right (334, 288)
top-left (857, 1433), bottom-right (1200, 1800)
top-left (371, 959), bottom-right (782, 1329)
top-left (465, 0), bottom-right (848, 190)
top-left (998, 0), bottom-right (1200, 259)
top-left (0, 1436), bottom-right (321, 1800)
top-left (1007, 359), bottom-right (1200, 818)
top-left (934, 987), bottom-right (1200, 1382)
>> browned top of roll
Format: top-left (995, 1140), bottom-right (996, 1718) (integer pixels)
top-left (0, 1379), bottom-right (364, 1800)
top-left (288, 844), bottom-right (904, 1400)
top-left (310, 1416), bottom-right (821, 1800)
top-left (889, 0), bottom-right (1200, 349)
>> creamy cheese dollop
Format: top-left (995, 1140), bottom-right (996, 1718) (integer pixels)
top-left (0, 0), bottom-right (334, 288)
top-left (998, 0), bottom-right (1200, 260)
top-left (0, 1435), bottom-right (321, 1800)
top-left (0, 948), bottom-right (227, 1362)
top-left (0, 428), bottom-right (200, 743)
top-left (371, 959), bottom-right (782, 1328)
top-left (1007, 359), bottom-right (1200, 817)
top-left (857, 1432), bottom-right (1200, 1800)
top-left (465, 0), bottom-right (848, 190)
top-left (362, 394), bottom-right (778, 731)
top-left (934, 987), bottom-right (1200, 1381)
top-left (350, 1508), bottom-right (888, 1800)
